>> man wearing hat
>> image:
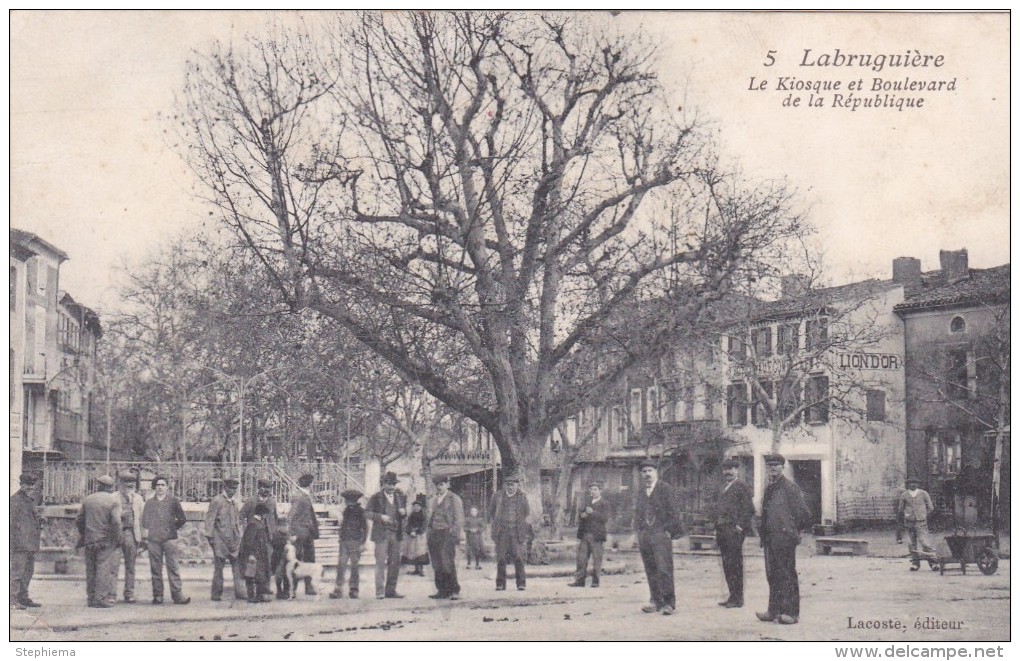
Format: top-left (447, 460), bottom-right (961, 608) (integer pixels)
top-left (714, 458), bottom-right (755, 608)
top-left (140, 475), bottom-right (189, 604)
top-left (366, 471), bottom-right (407, 598)
top-left (10, 473), bottom-right (43, 610)
top-left (757, 453), bottom-right (812, 625)
top-left (241, 478), bottom-right (280, 599)
top-left (112, 470), bottom-right (145, 603)
top-left (568, 481), bottom-right (609, 588)
top-left (288, 473), bottom-right (320, 596)
top-left (489, 471), bottom-right (530, 591)
top-left (897, 477), bottom-right (935, 570)
top-left (205, 477), bottom-right (245, 601)
top-left (76, 475), bottom-right (122, 608)
top-left (634, 459), bottom-right (682, 615)
top-left (330, 489), bottom-right (367, 599)
top-left (427, 475), bottom-right (465, 600)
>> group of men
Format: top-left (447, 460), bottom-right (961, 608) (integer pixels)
top-left (627, 454), bottom-right (812, 625)
top-left (16, 453), bottom-right (929, 626)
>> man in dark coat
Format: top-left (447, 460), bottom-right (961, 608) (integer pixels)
top-left (76, 475), bottom-right (122, 608)
top-left (757, 453), bottom-right (812, 625)
top-left (10, 473), bottom-right (42, 610)
top-left (489, 472), bottom-right (530, 591)
top-left (204, 476), bottom-right (245, 601)
top-left (241, 478), bottom-right (280, 598)
top-left (635, 459), bottom-right (682, 616)
top-left (238, 503), bottom-right (274, 603)
top-left (365, 471), bottom-right (407, 599)
top-left (288, 473), bottom-right (320, 596)
top-left (715, 457), bottom-right (755, 608)
top-left (140, 475), bottom-right (189, 605)
top-left (568, 481), bottom-right (609, 588)
top-left (427, 475), bottom-right (465, 600)
top-left (330, 489), bottom-right (368, 599)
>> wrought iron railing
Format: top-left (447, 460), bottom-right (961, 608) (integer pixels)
top-left (39, 460), bottom-right (366, 505)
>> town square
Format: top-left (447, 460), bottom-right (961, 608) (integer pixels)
top-left (8, 10), bottom-right (1010, 651)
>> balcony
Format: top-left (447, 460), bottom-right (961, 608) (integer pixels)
top-left (22, 353), bottom-right (47, 383)
top-left (433, 448), bottom-right (495, 464)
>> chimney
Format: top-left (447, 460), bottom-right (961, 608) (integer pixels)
top-left (892, 256), bottom-right (922, 289)
top-left (780, 274), bottom-right (811, 299)
top-left (939, 249), bottom-right (969, 283)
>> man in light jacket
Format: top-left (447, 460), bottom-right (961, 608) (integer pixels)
top-left (898, 477), bottom-right (935, 570)
top-left (205, 477), bottom-right (245, 601)
top-left (76, 475), bottom-right (122, 608)
top-left (427, 475), bottom-right (465, 600)
top-left (112, 470), bottom-right (145, 603)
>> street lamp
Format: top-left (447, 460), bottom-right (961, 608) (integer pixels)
top-left (196, 365), bottom-right (290, 467)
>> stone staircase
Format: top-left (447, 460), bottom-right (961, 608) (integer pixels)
top-left (313, 508), bottom-right (343, 567)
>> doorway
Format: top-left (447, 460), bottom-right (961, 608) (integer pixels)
top-left (790, 460), bottom-right (822, 525)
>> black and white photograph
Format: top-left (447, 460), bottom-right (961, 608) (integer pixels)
top-left (8, 10), bottom-right (1010, 651)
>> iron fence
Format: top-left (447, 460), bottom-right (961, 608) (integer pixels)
top-left (39, 459), bottom-right (365, 505)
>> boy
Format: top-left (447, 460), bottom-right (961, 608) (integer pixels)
top-left (330, 489), bottom-right (368, 599)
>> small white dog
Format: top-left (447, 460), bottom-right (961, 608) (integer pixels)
top-left (283, 537), bottom-right (325, 598)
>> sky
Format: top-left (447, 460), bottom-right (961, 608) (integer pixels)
top-left (9, 11), bottom-right (1011, 312)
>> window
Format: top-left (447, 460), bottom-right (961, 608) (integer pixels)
top-left (727, 335), bottom-right (747, 366)
top-left (950, 316), bottom-right (966, 334)
top-left (928, 430), bottom-right (962, 474)
top-left (9, 266), bottom-right (15, 311)
top-left (646, 386), bottom-right (659, 424)
top-left (866, 389), bottom-right (886, 422)
top-left (727, 383), bottom-right (748, 427)
top-left (751, 381), bottom-right (773, 427)
top-left (751, 327), bottom-right (773, 358)
top-left (777, 322), bottom-right (800, 355)
top-left (805, 317), bottom-right (829, 351)
top-left (630, 388), bottom-right (643, 429)
top-left (805, 375), bottom-right (829, 424)
top-left (679, 385), bottom-right (694, 421)
top-left (946, 348), bottom-right (971, 400)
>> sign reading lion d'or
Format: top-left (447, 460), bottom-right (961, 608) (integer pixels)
top-left (838, 352), bottom-right (902, 370)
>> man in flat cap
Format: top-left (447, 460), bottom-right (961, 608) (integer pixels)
top-left (714, 458), bottom-right (755, 608)
top-left (241, 478), bottom-right (280, 599)
top-left (205, 476), bottom-right (245, 601)
top-left (757, 454), bottom-right (812, 625)
top-left (427, 475), bottom-right (465, 600)
top-left (635, 459), bottom-right (682, 615)
top-left (898, 477), bottom-right (935, 570)
top-left (569, 481), bottom-right (609, 588)
top-left (288, 473), bottom-right (320, 596)
top-left (140, 475), bottom-right (189, 604)
top-left (366, 471), bottom-right (407, 598)
top-left (112, 470), bottom-right (145, 603)
top-left (10, 473), bottom-right (42, 610)
top-left (76, 475), bottom-right (122, 608)
top-left (489, 471), bottom-right (530, 591)
top-left (331, 489), bottom-right (368, 599)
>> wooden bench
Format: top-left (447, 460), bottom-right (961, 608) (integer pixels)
top-left (689, 534), bottom-right (717, 551)
top-left (815, 537), bottom-right (868, 556)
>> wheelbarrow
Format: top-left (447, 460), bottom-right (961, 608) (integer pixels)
top-left (934, 529), bottom-right (999, 576)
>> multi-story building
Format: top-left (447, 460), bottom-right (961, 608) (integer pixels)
top-left (558, 265), bottom-right (915, 530)
top-left (894, 250), bottom-right (1010, 528)
top-left (10, 229), bottom-right (102, 492)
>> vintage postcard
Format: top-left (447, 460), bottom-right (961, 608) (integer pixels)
top-left (8, 10), bottom-right (1010, 654)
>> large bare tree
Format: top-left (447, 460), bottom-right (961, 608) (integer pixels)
top-left (179, 12), bottom-right (804, 512)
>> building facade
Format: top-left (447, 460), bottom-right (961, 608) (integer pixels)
top-left (10, 229), bottom-right (102, 493)
top-left (894, 250), bottom-right (1010, 529)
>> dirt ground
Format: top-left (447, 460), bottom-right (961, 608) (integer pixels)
top-left (10, 545), bottom-right (1009, 642)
